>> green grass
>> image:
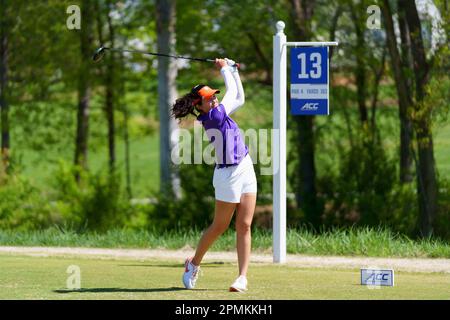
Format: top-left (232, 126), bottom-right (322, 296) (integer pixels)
top-left (1, 227), bottom-right (449, 258)
top-left (0, 254), bottom-right (448, 299)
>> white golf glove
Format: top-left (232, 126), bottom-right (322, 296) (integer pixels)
top-left (225, 58), bottom-right (238, 72)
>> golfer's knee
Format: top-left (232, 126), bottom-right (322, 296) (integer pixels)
top-left (236, 220), bottom-right (251, 234)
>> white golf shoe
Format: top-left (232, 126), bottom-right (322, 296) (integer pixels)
top-left (182, 258), bottom-right (200, 289)
top-left (229, 275), bottom-right (248, 292)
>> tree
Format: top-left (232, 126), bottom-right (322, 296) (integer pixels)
top-left (0, 1), bottom-right (80, 176)
top-left (383, 0), bottom-right (440, 237)
top-left (74, 0), bottom-right (95, 179)
top-left (95, 0), bottom-right (117, 173)
top-left (119, 47), bottom-right (132, 199)
top-left (0, 0), bottom-right (10, 171)
top-left (401, 0), bottom-right (439, 237)
top-left (349, 1), bottom-right (369, 124)
top-left (381, 0), bottom-right (414, 184)
top-left (396, 0), bottom-right (414, 183)
top-left (289, 0), bottom-right (321, 228)
top-left (156, 0), bottom-right (181, 199)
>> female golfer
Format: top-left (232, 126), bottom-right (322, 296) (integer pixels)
top-left (171, 58), bottom-right (257, 292)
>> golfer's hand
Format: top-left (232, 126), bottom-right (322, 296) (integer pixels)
top-left (215, 58), bottom-right (228, 69)
top-left (225, 58), bottom-right (238, 72)
top-left (225, 58), bottom-right (236, 67)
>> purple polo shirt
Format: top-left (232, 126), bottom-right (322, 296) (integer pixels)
top-left (197, 104), bottom-right (248, 168)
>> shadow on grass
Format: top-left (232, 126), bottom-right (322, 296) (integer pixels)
top-left (118, 262), bottom-right (227, 268)
top-left (53, 287), bottom-right (215, 293)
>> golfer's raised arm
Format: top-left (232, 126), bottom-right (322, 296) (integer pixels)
top-left (229, 67), bottom-right (245, 115)
top-left (216, 61), bottom-right (238, 115)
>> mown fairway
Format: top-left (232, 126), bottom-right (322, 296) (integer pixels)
top-left (0, 254), bottom-right (448, 300)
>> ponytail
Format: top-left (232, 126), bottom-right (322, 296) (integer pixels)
top-left (171, 92), bottom-right (201, 120)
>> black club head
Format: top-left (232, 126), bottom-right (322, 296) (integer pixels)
top-left (92, 47), bottom-right (107, 62)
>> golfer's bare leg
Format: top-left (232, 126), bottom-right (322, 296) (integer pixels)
top-left (235, 193), bottom-right (256, 277)
top-left (192, 200), bottom-right (236, 266)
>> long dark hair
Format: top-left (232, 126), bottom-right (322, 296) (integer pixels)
top-left (171, 84), bottom-right (205, 119)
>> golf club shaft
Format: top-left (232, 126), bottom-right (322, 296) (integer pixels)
top-left (103, 47), bottom-right (238, 67)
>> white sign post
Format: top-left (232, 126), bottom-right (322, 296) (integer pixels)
top-left (272, 21), bottom-right (338, 263)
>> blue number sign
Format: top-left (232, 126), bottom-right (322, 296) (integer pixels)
top-left (290, 47), bottom-right (329, 115)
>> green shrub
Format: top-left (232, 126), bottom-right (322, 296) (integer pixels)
top-left (316, 129), bottom-right (450, 240)
top-left (50, 161), bottom-right (132, 232)
top-left (147, 162), bottom-right (215, 230)
top-left (317, 128), bottom-right (408, 230)
top-left (0, 172), bottom-right (55, 230)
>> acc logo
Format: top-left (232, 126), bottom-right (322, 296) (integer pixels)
top-left (301, 102), bottom-right (319, 111)
top-left (366, 272), bottom-right (389, 284)
top-left (361, 268), bottom-right (394, 287)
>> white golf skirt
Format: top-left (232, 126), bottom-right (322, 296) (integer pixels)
top-left (213, 153), bottom-right (257, 203)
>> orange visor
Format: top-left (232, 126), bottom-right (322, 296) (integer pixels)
top-left (198, 86), bottom-right (220, 99)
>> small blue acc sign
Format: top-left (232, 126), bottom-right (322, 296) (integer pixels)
top-left (290, 47), bottom-right (329, 115)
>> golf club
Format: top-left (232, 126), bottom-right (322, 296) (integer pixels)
top-left (92, 46), bottom-right (240, 68)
